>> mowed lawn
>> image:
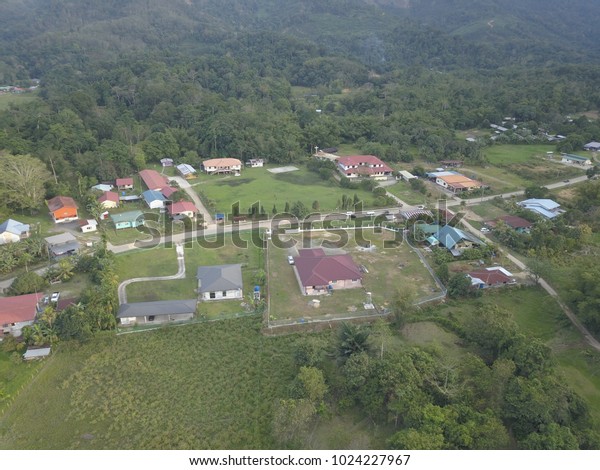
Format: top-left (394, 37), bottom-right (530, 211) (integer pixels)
top-left (115, 233), bottom-right (265, 318)
top-left (268, 230), bottom-right (440, 322)
top-left (0, 318), bottom-right (302, 449)
top-left (194, 166), bottom-right (376, 214)
top-left (0, 351), bottom-right (44, 413)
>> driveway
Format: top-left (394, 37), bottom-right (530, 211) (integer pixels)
top-left (117, 244), bottom-right (186, 304)
top-left (168, 176), bottom-right (214, 224)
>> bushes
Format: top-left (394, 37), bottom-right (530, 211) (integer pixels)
top-left (8, 272), bottom-right (47, 295)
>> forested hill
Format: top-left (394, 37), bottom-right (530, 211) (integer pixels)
top-left (1, 0), bottom-right (600, 79)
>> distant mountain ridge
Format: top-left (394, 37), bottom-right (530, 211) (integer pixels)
top-left (1, 0), bottom-right (599, 76)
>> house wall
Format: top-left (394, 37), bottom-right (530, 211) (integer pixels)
top-left (52, 209), bottom-right (78, 223)
top-left (302, 278), bottom-right (362, 296)
top-left (1, 319), bottom-right (34, 337)
top-left (119, 313), bottom-right (194, 326)
top-left (200, 289), bottom-right (242, 301)
top-left (117, 184), bottom-right (134, 190)
top-left (146, 200), bottom-right (164, 209)
top-left (81, 225), bottom-right (97, 233)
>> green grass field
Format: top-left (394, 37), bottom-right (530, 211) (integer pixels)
top-left (0, 351), bottom-right (43, 413)
top-left (484, 144), bottom-right (555, 165)
top-left (0, 319), bottom-right (302, 449)
top-left (195, 166), bottom-right (376, 215)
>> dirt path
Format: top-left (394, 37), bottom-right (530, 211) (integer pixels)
top-left (117, 244), bottom-right (186, 304)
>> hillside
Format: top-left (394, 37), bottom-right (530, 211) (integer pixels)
top-left (1, 0), bottom-right (600, 78)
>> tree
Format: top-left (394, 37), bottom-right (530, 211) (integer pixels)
top-left (447, 273), bottom-right (474, 299)
top-left (527, 257), bottom-right (550, 284)
top-left (272, 398), bottom-right (316, 448)
top-left (8, 272), bottom-right (47, 295)
top-left (464, 304), bottom-right (518, 359)
top-left (290, 201), bottom-right (308, 219)
top-left (296, 366), bottom-right (328, 403)
top-left (337, 322), bottom-right (370, 359)
top-left (0, 153), bottom-right (52, 211)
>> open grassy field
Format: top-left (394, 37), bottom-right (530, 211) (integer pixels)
top-left (0, 351), bottom-right (43, 413)
top-left (268, 229), bottom-right (440, 322)
top-left (0, 318), bottom-right (304, 449)
top-left (195, 165), bottom-right (376, 215)
top-left (484, 144), bottom-right (555, 165)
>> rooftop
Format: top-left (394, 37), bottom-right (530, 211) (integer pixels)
top-left (0, 293), bottom-right (41, 325)
top-left (46, 195), bottom-right (78, 211)
top-left (294, 249), bottom-right (362, 287)
top-left (197, 264), bottom-right (243, 293)
top-left (118, 299), bottom-right (197, 318)
top-left (0, 218), bottom-right (29, 235)
top-left (139, 169), bottom-right (168, 190)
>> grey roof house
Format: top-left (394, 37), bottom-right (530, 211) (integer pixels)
top-left (117, 299), bottom-right (197, 326)
top-left (44, 232), bottom-right (81, 257)
top-left (196, 264), bottom-right (243, 301)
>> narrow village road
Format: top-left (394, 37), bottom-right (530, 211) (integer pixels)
top-left (117, 244), bottom-right (186, 304)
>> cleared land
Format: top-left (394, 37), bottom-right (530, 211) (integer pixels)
top-left (195, 166), bottom-right (376, 214)
top-left (268, 229), bottom-right (440, 323)
top-left (0, 93), bottom-right (38, 110)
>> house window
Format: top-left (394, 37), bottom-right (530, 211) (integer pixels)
top-left (148, 316), bottom-right (155, 322)
top-left (210, 292), bottom-right (216, 299)
top-left (222, 291), bottom-right (227, 296)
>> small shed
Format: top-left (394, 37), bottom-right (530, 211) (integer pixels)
top-left (23, 347), bottom-right (51, 360)
top-left (176, 163), bottom-right (197, 179)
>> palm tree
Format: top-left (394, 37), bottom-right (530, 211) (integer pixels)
top-left (338, 322), bottom-right (370, 359)
top-left (56, 258), bottom-right (75, 281)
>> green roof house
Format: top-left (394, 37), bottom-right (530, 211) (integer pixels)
top-left (110, 210), bottom-right (145, 230)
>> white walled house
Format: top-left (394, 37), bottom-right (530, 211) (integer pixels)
top-left (196, 264), bottom-right (243, 301)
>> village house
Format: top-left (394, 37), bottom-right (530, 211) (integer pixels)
top-left (468, 267), bottom-right (516, 289)
top-left (560, 153), bottom-right (592, 166)
top-left (246, 158), bottom-right (264, 168)
top-left (160, 158), bottom-right (174, 167)
top-left (167, 201), bottom-right (198, 220)
top-left (398, 170), bottom-right (417, 182)
top-left (110, 210), bottom-right (145, 230)
top-left (336, 155), bottom-right (393, 180)
top-left (161, 185), bottom-right (178, 199)
top-left (202, 158), bottom-right (242, 175)
top-left (0, 293), bottom-right (42, 337)
top-left (44, 232), bottom-right (81, 257)
top-left (517, 199), bottom-right (564, 219)
top-left (143, 190), bottom-right (167, 209)
top-left (115, 177), bottom-right (134, 190)
top-left (196, 264), bottom-right (243, 301)
top-left (293, 248), bottom-right (363, 296)
top-left (176, 163), bottom-right (197, 179)
top-left (583, 141), bottom-right (600, 151)
top-left (435, 225), bottom-right (484, 255)
top-left (117, 299), bottom-right (197, 326)
top-left (139, 169), bottom-right (168, 191)
top-left (79, 219), bottom-right (98, 233)
top-left (0, 219), bottom-right (30, 244)
top-left (487, 215), bottom-right (533, 233)
top-left (97, 191), bottom-right (119, 209)
top-left (46, 196), bottom-right (79, 223)
top-left (91, 183), bottom-right (113, 192)
top-left (435, 173), bottom-right (482, 193)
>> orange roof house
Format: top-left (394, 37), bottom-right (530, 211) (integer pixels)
top-left (46, 196), bottom-right (79, 223)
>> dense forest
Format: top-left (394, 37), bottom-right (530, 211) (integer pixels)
top-left (1, 0), bottom-right (600, 450)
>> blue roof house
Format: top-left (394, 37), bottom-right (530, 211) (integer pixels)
top-left (435, 225), bottom-right (484, 255)
top-left (517, 199), bottom-right (564, 219)
top-left (142, 190), bottom-right (167, 209)
top-left (0, 219), bottom-right (30, 244)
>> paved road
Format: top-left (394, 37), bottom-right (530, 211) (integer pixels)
top-left (117, 244), bottom-right (186, 304)
top-left (168, 176), bottom-right (214, 224)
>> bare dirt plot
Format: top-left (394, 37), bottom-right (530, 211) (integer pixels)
top-left (267, 166), bottom-right (299, 174)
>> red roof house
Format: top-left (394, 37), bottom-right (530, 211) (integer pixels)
top-left (337, 155), bottom-right (393, 179)
top-left (487, 215), bottom-right (533, 233)
top-left (161, 186), bottom-right (177, 198)
top-left (139, 169), bottom-right (168, 191)
top-left (46, 196), bottom-right (79, 223)
top-left (468, 268), bottom-right (515, 289)
top-left (293, 248), bottom-right (363, 295)
top-left (97, 191), bottom-right (119, 209)
top-left (0, 293), bottom-right (41, 336)
top-left (115, 177), bottom-right (134, 190)
top-left (168, 201), bottom-right (198, 219)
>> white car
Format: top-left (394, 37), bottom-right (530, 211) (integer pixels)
top-left (480, 227), bottom-right (490, 233)
top-left (287, 256), bottom-right (295, 265)
top-left (50, 292), bottom-right (60, 303)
